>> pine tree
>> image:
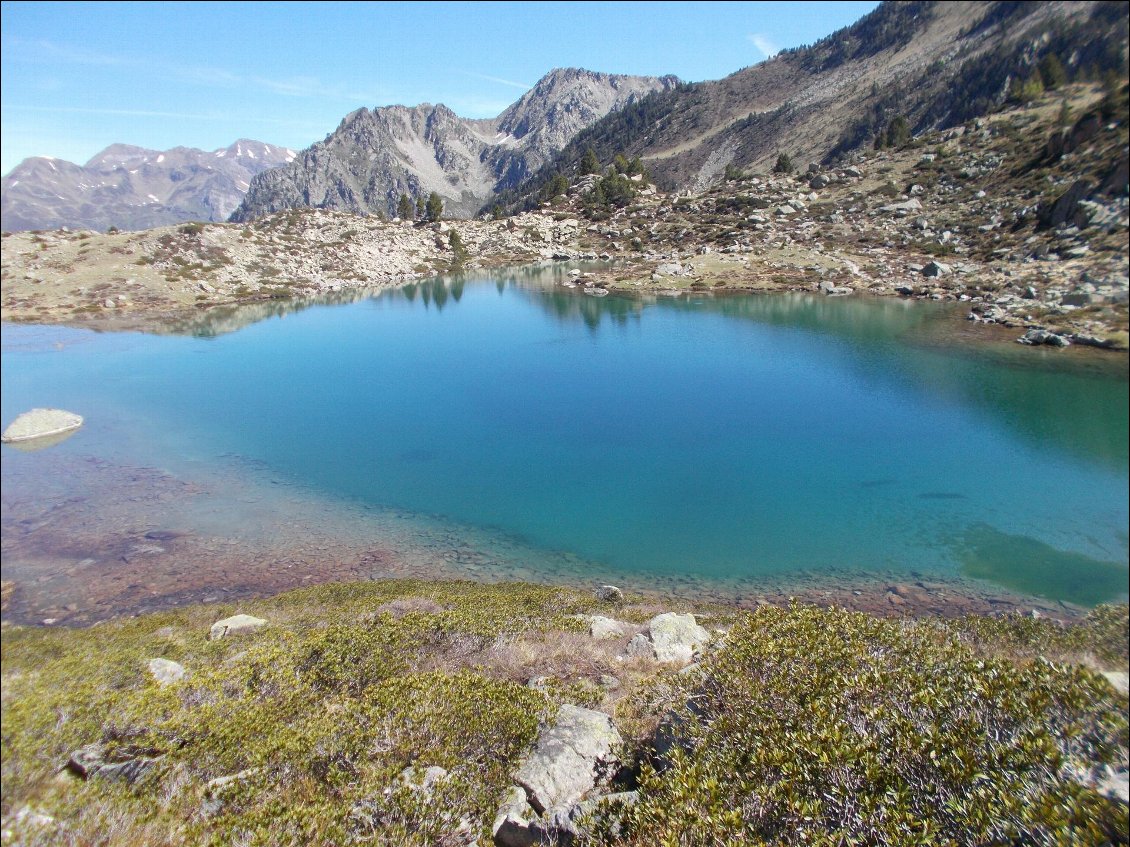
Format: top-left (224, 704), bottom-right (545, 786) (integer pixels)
top-left (773, 152), bottom-right (794, 174)
top-left (448, 229), bottom-right (468, 266)
top-left (1039, 54), bottom-right (1067, 90)
top-left (397, 193), bottom-right (414, 220)
top-left (425, 192), bottom-right (444, 222)
top-left (579, 147), bottom-right (600, 176)
top-left (415, 196), bottom-right (426, 220)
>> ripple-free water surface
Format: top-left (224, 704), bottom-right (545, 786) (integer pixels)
top-left (3, 270), bottom-right (1127, 605)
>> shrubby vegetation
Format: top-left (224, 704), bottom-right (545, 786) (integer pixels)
top-left (1, 582), bottom-right (1125, 846)
top-left (615, 603), bottom-right (1128, 846)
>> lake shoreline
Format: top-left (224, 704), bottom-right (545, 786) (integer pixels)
top-left (0, 447), bottom-right (1099, 630)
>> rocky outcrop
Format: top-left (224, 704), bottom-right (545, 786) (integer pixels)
top-left (494, 704), bottom-right (623, 846)
top-left (587, 616), bottom-right (626, 640)
top-left (231, 68), bottom-right (678, 222)
top-left (643, 613), bottom-right (711, 663)
top-left (2, 140), bottom-right (295, 232)
top-left (65, 742), bottom-right (163, 784)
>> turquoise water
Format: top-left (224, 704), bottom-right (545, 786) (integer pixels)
top-left (3, 270), bottom-right (1128, 605)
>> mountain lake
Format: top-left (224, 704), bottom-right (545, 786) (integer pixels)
top-left (2, 266), bottom-right (1127, 622)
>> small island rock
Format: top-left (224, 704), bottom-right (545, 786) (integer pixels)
top-left (1, 408), bottom-right (83, 444)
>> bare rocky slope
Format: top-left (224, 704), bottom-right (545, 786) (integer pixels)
top-left (230, 68), bottom-right (678, 222)
top-left (501, 0), bottom-right (1128, 210)
top-left (1, 140), bottom-right (296, 233)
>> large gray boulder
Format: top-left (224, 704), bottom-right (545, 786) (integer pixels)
top-left (493, 786), bottom-right (538, 847)
top-left (514, 704), bottom-right (622, 814)
top-left (208, 614), bottom-right (268, 640)
top-left (648, 613), bottom-right (711, 664)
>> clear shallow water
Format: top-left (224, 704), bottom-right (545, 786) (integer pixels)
top-left (3, 269), bottom-right (1128, 606)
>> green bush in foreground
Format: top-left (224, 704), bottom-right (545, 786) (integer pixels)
top-left (616, 603), bottom-right (1128, 846)
top-left (1, 583), bottom-right (1126, 846)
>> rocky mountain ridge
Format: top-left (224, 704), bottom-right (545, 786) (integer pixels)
top-left (1, 140), bottom-right (296, 233)
top-left (230, 68), bottom-right (679, 222)
top-left (502, 0), bottom-right (1128, 211)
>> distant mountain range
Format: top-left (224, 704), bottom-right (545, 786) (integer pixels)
top-left (1, 140), bottom-right (296, 232)
top-left (4, 0), bottom-right (1125, 232)
top-left (229, 68), bottom-right (679, 222)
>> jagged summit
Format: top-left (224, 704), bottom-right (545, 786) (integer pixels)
top-left (229, 67), bottom-right (680, 222)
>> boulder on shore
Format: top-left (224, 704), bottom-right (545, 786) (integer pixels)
top-left (648, 613), bottom-right (711, 663)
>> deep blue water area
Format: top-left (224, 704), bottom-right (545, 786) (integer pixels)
top-left (3, 270), bottom-right (1127, 605)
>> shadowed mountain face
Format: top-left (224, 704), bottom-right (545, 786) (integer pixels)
top-left (498, 0), bottom-right (1128, 207)
top-left (1, 140), bottom-right (296, 232)
top-left (229, 68), bottom-right (679, 222)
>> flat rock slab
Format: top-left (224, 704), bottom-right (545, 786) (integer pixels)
top-left (209, 614), bottom-right (268, 640)
top-left (514, 704), bottom-right (622, 814)
top-left (1, 408), bottom-right (83, 444)
top-left (65, 743), bottom-right (163, 784)
top-left (648, 613), bottom-right (710, 663)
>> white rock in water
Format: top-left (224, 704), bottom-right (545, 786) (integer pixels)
top-left (1, 408), bottom-right (83, 443)
top-left (209, 614), bottom-right (268, 640)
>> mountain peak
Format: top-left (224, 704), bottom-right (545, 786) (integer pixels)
top-left (231, 68), bottom-right (680, 222)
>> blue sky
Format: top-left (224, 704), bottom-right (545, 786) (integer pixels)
top-left (1, 1), bottom-right (879, 176)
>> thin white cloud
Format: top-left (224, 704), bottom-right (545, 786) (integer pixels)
top-left (747, 33), bottom-right (780, 58)
top-left (7, 38), bottom-right (137, 67)
top-left (7, 38), bottom-right (383, 105)
top-left (4, 104), bottom-right (225, 120)
top-left (461, 71), bottom-right (532, 91)
top-left (3, 104), bottom-right (327, 129)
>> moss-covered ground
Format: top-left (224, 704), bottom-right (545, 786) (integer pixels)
top-left (1, 580), bottom-right (1126, 845)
